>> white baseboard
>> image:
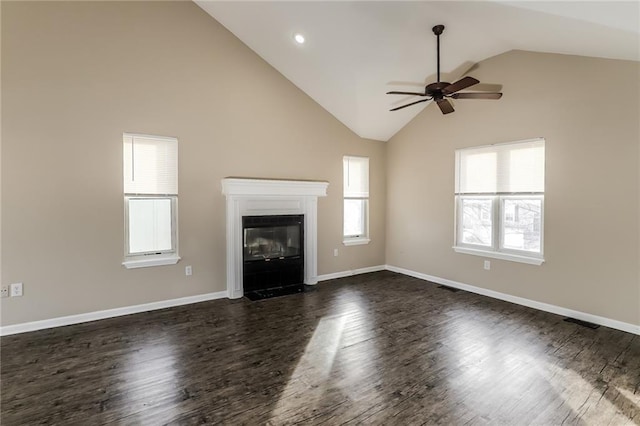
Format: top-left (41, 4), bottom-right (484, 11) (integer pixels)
top-left (5, 266), bottom-right (637, 337)
top-left (1, 264), bottom-right (386, 336)
top-left (385, 264), bottom-right (640, 336)
top-left (0, 290), bottom-right (228, 337)
top-left (317, 265), bottom-right (387, 282)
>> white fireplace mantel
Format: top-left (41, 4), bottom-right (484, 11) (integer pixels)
top-left (221, 178), bottom-right (329, 299)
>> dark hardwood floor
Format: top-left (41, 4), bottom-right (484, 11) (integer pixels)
top-left (2, 271), bottom-right (639, 425)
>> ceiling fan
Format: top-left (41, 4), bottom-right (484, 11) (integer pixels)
top-left (387, 25), bottom-right (502, 114)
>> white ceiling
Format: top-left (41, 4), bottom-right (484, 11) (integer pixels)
top-left (195, 1), bottom-right (640, 142)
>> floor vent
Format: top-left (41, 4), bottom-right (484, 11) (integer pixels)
top-left (563, 317), bottom-right (600, 329)
top-left (438, 285), bottom-right (460, 293)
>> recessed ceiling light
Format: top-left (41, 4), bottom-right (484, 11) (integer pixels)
top-left (293, 33), bottom-right (305, 44)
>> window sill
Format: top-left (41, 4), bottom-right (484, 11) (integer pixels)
top-left (123, 255), bottom-right (181, 269)
top-left (453, 246), bottom-right (544, 266)
top-left (343, 238), bottom-right (371, 246)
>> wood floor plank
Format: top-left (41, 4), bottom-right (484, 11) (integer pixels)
top-left (2, 271), bottom-right (639, 425)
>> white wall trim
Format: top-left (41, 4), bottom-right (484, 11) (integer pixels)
top-left (5, 266), bottom-right (637, 337)
top-left (317, 265), bottom-right (386, 281)
top-left (0, 290), bottom-right (228, 337)
top-left (221, 178), bottom-right (329, 197)
top-left (385, 264), bottom-right (640, 336)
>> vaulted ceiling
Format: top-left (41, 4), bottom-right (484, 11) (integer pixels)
top-left (196, 1), bottom-right (639, 142)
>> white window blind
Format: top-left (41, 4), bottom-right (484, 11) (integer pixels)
top-left (127, 198), bottom-right (173, 254)
top-left (124, 134), bottom-right (178, 195)
top-left (343, 156), bottom-right (369, 198)
top-left (455, 138), bottom-right (544, 195)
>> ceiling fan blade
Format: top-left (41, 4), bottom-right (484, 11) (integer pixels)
top-left (389, 98), bottom-right (430, 111)
top-left (443, 76), bottom-right (480, 95)
top-left (386, 91), bottom-right (427, 96)
top-left (451, 92), bottom-right (503, 99)
top-left (436, 98), bottom-right (455, 114)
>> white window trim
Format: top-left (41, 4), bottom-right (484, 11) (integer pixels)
top-left (123, 195), bottom-right (180, 269)
top-left (123, 133), bottom-right (179, 268)
top-left (454, 194), bottom-right (545, 265)
top-left (122, 254), bottom-right (181, 269)
top-left (455, 195), bottom-right (496, 249)
top-left (453, 138), bottom-right (545, 265)
top-left (343, 155), bottom-right (370, 245)
top-left (453, 246), bottom-right (544, 265)
top-left (343, 196), bottom-right (370, 245)
top-left (343, 237), bottom-right (371, 246)
top-left (124, 195), bottom-right (178, 253)
top-left (499, 195), bottom-right (545, 258)
top-left (342, 197), bottom-right (371, 246)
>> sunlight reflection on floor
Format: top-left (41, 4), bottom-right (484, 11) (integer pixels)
top-left (123, 339), bottom-right (178, 421)
top-left (442, 313), bottom-right (635, 423)
top-left (537, 362), bottom-right (620, 423)
top-left (616, 386), bottom-right (640, 407)
top-left (269, 296), bottom-right (384, 421)
top-left (269, 313), bottom-right (346, 419)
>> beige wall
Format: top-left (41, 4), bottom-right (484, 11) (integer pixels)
top-left (3, 3), bottom-right (638, 330)
top-left (1, 1), bottom-right (386, 325)
top-left (386, 50), bottom-right (640, 326)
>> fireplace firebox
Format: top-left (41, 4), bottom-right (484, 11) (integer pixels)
top-left (242, 214), bottom-right (304, 300)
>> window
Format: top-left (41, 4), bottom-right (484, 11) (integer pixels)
top-left (454, 138), bottom-right (545, 265)
top-left (123, 133), bottom-right (179, 268)
top-left (343, 156), bottom-right (370, 245)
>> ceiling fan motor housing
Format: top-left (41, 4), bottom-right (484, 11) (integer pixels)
top-left (426, 81), bottom-right (450, 99)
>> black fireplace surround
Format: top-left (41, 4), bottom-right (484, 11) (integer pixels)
top-left (242, 214), bottom-right (305, 300)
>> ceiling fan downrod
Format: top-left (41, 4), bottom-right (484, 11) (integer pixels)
top-left (432, 25), bottom-right (445, 83)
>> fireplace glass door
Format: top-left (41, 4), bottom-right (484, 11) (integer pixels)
top-left (242, 215), bottom-right (304, 294)
top-left (244, 225), bottom-right (300, 261)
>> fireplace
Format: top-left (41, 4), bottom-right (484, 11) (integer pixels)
top-left (221, 178), bottom-right (328, 299)
top-left (242, 214), bottom-right (304, 299)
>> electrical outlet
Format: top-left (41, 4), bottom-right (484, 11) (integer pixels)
top-left (185, 266), bottom-right (192, 276)
top-left (484, 260), bottom-right (491, 270)
top-left (333, 249), bottom-right (339, 257)
top-left (1, 285), bottom-right (9, 298)
top-left (10, 283), bottom-right (23, 297)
